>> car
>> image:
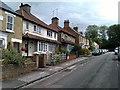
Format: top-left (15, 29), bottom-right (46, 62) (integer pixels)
top-left (92, 49), bottom-right (101, 56)
top-left (118, 46), bottom-right (120, 60)
top-left (114, 47), bottom-right (118, 55)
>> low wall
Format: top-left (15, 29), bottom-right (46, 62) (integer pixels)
top-left (1, 62), bottom-right (36, 80)
top-left (68, 53), bottom-right (77, 60)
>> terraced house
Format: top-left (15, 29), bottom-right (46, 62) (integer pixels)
top-left (79, 32), bottom-right (89, 49)
top-left (49, 17), bottom-right (76, 52)
top-left (16, 3), bottom-right (60, 57)
top-left (0, 2), bottom-right (23, 52)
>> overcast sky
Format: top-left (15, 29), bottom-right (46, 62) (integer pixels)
top-left (2, 0), bottom-right (119, 33)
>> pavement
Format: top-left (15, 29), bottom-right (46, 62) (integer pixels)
top-left (1, 56), bottom-right (90, 89)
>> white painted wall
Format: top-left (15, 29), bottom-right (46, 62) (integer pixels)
top-left (0, 31), bottom-right (8, 49)
top-left (23, 20), bottom-right (58, 41)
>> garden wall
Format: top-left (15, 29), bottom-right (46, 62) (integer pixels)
top-left (1, 62), bottom-right (36, 80)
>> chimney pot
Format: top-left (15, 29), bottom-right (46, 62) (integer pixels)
top-left (20, 3), bottom-right (31, 14)
top-left (51, 17), bottom-right (59, 25)
top-left (64, 20), bottom-right (69, 28)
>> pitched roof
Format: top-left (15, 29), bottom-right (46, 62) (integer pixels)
top-left (49, 24), bottom-right (75, 37)
top-left (23, 33), bottom-right (61, 44)
top-left (0, 1), bottom-right (20, 16)
top-left (16, 9), bottom-right (58, 32)
top-left (63, 27), bottom-right (79, 38)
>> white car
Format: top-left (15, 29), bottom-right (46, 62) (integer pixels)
top-left (118, 46), bottom-right (120, 60)
top-left (114, 47), bottom-right (118, 55)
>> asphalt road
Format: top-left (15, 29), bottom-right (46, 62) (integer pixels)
top-left (23, 52), bottom-right (119, 88)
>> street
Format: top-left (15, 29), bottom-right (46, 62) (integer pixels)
top-left (22, 52), bottom-right (119, 88)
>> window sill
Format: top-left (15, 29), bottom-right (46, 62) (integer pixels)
top-left (6, 29), bottom-right (14, 33)
top-left (33, 31), bottom-right (41, 35)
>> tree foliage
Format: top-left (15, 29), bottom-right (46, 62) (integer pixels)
top-left (107, 24), bottom-right (120, 48)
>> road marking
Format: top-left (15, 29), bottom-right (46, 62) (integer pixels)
top-left (67, 65), bottom-right (76, 70)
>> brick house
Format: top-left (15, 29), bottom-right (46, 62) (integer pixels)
top-left (16, 4), bottom-right (60, 57)
top-left (63, 20), bottom-right (80, 46)
top-left (49, 17), bottom-right (76, 52)
top-left (0, 1), bottom-right (23, 52)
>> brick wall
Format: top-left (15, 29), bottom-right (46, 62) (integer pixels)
top-left (1, 62), bottom-right (36, 80)
top-left (68, 53), bottom-right (76, 60)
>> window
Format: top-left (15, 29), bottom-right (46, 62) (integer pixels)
top-left (54, 32), bottom-right (56, 38)
top-left (34, 25), bottom-right (37, 32)
top-left (25, 22), bottom-right (29, 31)
top-left (48, 44), bottom-right (55, 52)
top-left (34, 25), bottom-right (41, 33)
top-left (47, 30), bottom-right (52, 37)
top-left (6, 15), bottom-right (14, 31)
top-left (0, 38), bottom-right (4, 47)
top-left (38, 42), bottom-right (47, 52)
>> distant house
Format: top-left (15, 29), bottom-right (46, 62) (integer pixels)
top-left (0, 1), bottom-right (23, 52)
top-left (93, 41), bottom-right (99, 49)
top-left (16, 3), bottom-right (60, 56)
top-left (79, 33), bottom-right (89, 49)
top-left (49, 17), bottom-right (76, 52)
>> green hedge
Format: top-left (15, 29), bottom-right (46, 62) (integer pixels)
top-left (2, 48), bottom-right (24, 65)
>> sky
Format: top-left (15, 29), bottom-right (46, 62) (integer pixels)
top-left (2, 0), bottom-right (119, 34)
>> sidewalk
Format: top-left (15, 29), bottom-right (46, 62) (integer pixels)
top-left (1, 56), bottom-right (90, 89)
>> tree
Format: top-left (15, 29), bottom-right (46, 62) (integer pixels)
top-left (85, 25), bottom-right (99, 50)
top-left (85, 25), bottom-right (99, 41)
top-left (107, 24), bottom-right (120, 48)
top-left (99, 25), bottom-right (108, 40)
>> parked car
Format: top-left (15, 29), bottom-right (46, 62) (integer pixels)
top-left (114, 47), bottom-right (118, 55)
top-left (92, 49), bottom-right (101, 56)
top-left (118, 46), bottom-right (120, 60)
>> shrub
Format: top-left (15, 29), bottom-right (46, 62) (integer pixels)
top-left (2, 48), bottom-right (24, 65)
top-left (60, 48), bottom-right (69, 54)
top-left (52, 54), bottom-right (61, 63)
top-left (81, 48), bottom-right (90, 55)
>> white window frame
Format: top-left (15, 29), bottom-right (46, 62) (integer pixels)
top-left (6, 15), bottom-right (14, 33)
top-left (38, 41), bottom-right (48, 52)
top-left (54, 32), bottom-right (56, 39)
top-left (0, 38), bottom-right (5, 47)
top-left (34, 25), bottom-right (41, 33)
top-left (24, 21), bottom-right (29, 31)
top-left (47, 30), bottom-right (52, 37)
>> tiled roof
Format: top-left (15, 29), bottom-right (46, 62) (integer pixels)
top-left (0, 1), bottom-right (19, 16)
top-left (16, 9), bottom-right (58, 32)
top-left (63, 27), bottom-right (79, 38)
top-left (49, 24), bottom-right (75, 37)
top-left (22, 33), bottom-right (61, 44)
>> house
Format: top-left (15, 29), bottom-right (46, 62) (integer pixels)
top-left (93, 41), bottom-right (99, 49)
top-left (79, 32), bottom-right (90, 49)
top-left (16, 4), bottom-right (60, 57)
top-left (63, 20), bottom-right (80, 47)
top-left (49, 17), bottom-right (76, 52)
top-left (0, 1), bottom-right (23, 52)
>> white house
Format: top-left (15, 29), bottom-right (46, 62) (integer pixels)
top-left (16, 3), bottom-right (60, 56)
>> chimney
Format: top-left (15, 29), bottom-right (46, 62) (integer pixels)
top-left (51, 17), bottom-right (59, 25)
top-left (73, 27), bottom-right (78, 32)
top-left (64, 20), bottom-right (69, 28)
top-left (20, 3), bottom-right (31, 14)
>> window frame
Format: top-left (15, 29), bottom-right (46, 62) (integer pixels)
top-left (47, 30), bottom-right (52, 37)
top-left (6, 15), bottom-right (14, 32)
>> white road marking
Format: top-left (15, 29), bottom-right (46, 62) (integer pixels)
top-left (67, 65), bottom-right (76, 70)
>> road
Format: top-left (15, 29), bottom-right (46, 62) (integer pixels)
top-left (22, 52), bottom-right (119, 88)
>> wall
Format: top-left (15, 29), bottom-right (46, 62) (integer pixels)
top-left (23, 20), bottom-right (58, 41)
top-left (1, 62), bottom-right (36, 80)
